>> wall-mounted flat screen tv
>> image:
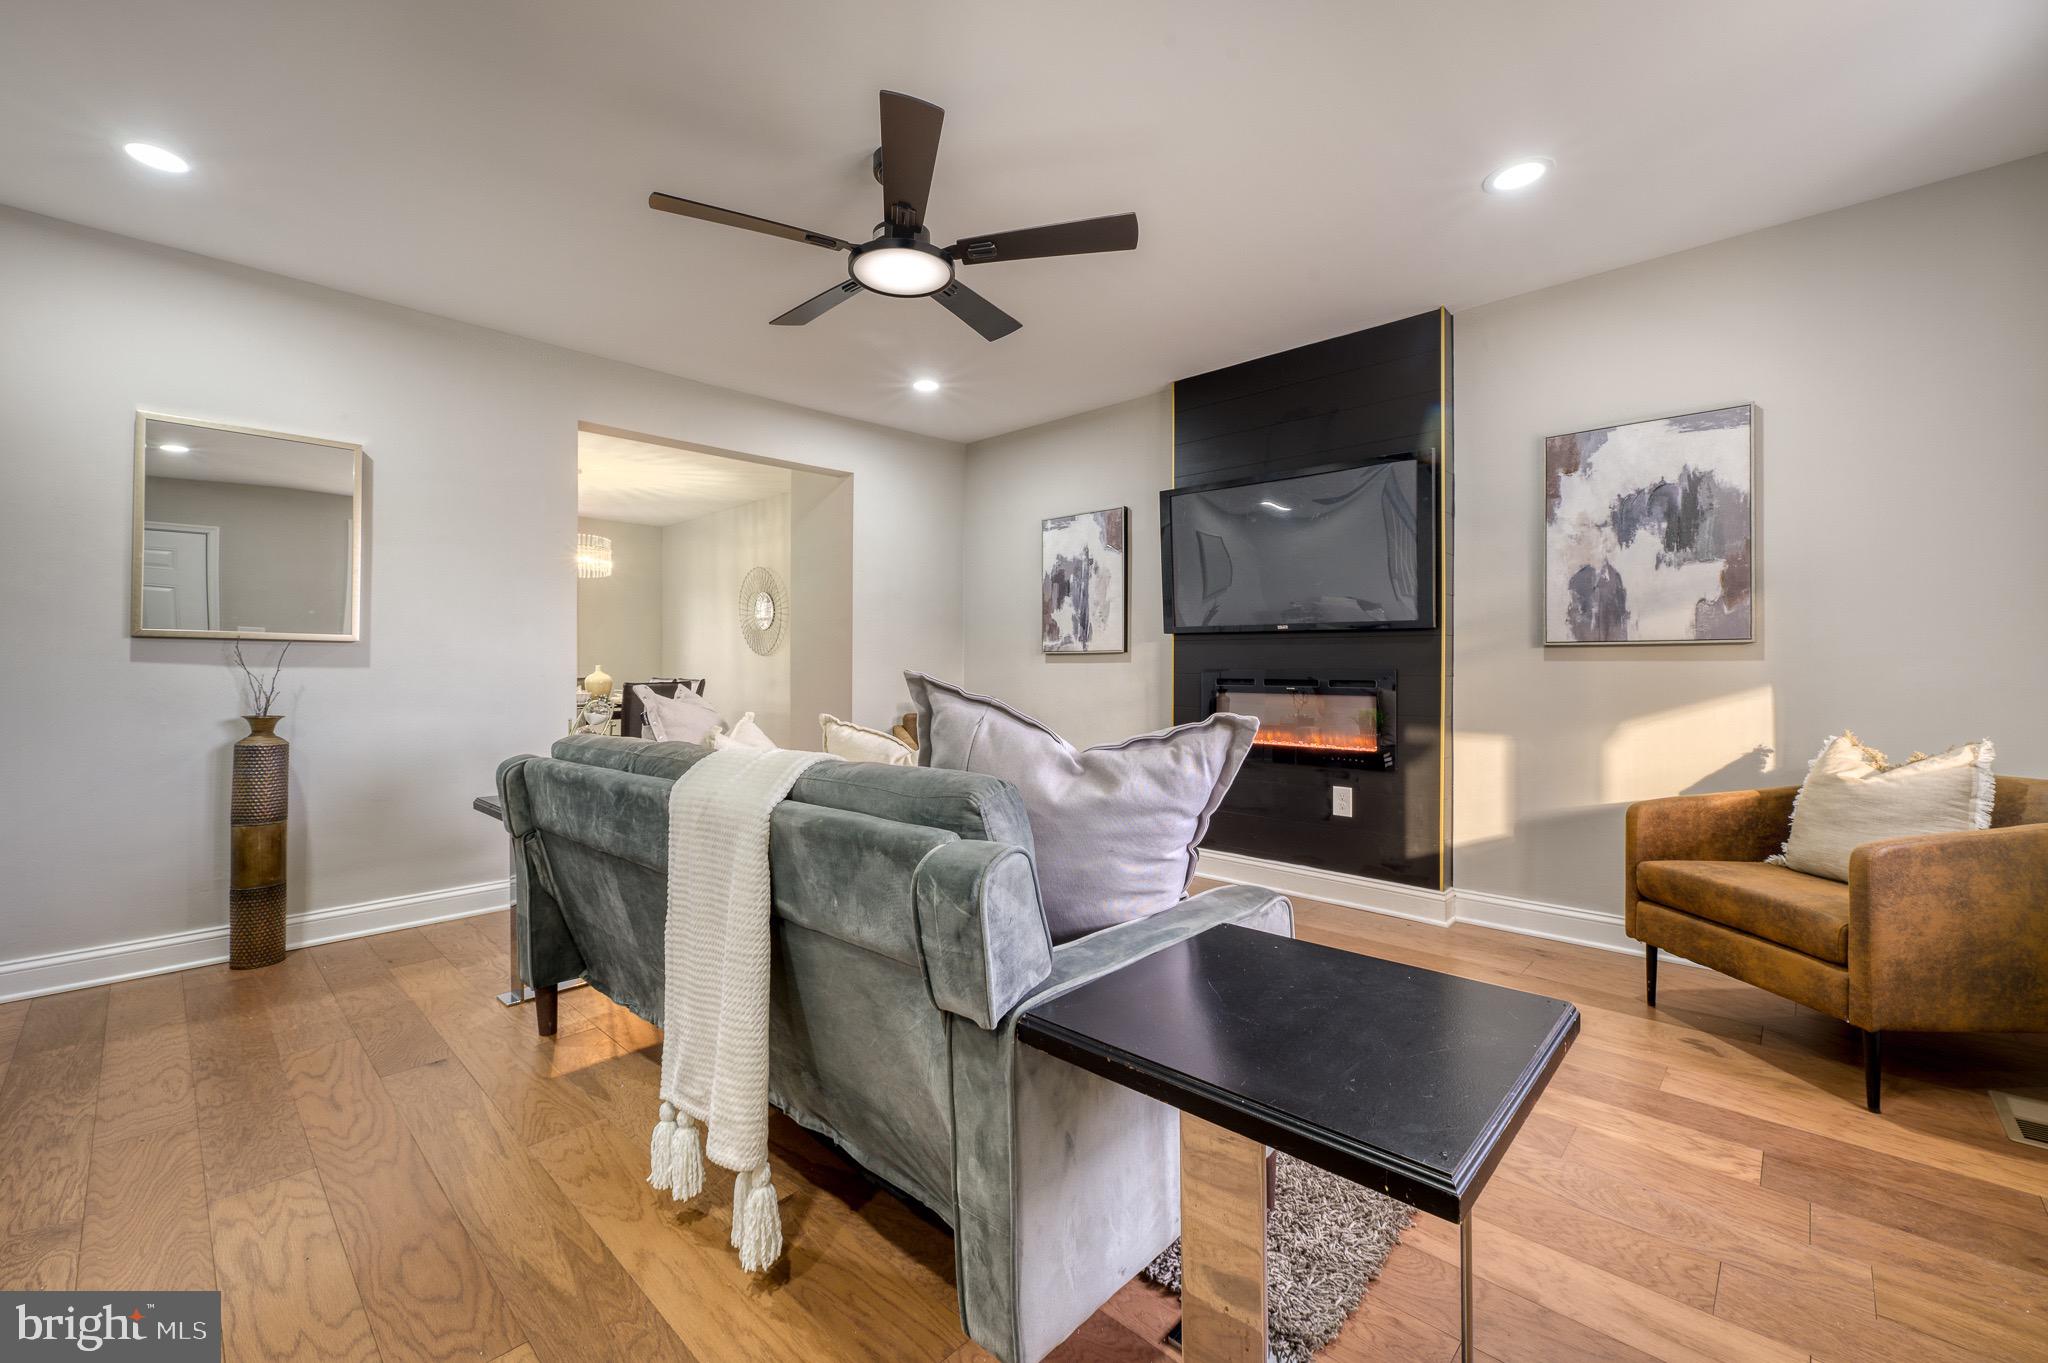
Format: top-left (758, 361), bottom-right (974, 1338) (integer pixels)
top-left (1160, 455), bottom-right (1434, 633)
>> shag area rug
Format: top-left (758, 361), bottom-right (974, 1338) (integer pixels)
top-left (1144, 1154), bottom-right (1412, 1362)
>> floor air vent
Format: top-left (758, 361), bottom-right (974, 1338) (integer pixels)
top-left (1990, 1090), bottom-right (2048, 1150)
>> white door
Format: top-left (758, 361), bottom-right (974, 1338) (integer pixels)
top-left (142, 523), bottom-right (219, 630)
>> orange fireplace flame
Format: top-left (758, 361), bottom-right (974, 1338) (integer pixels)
top-left (1252, 727), bottom-right (1380, 754)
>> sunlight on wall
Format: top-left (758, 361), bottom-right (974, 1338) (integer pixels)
top-left (1452, 732), bottom-right (1516, 846)
top-left (1600, 685), bottom-right (1777, 805)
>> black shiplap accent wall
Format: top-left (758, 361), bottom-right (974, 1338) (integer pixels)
top-left (1173, 309), bottom-right (1451, 890)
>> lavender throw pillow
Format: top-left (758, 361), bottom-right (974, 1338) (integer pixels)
top-left (905, 673), bottom-right (1257, 942)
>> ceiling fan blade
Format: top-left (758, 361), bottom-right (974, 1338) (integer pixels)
top-left (648, 192), bottom-right (850, 251)
top-left (770, 280), bottom-right (864, 327)
top-left (932, 280), bottom-right (1021, 341)
top-left (878, 91), bottom-right (944, 231)
top-left (948, 213), bottom-right (1139, 265)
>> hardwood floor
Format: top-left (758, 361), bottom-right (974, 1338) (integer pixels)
top-left (1, 900), bottom-right (2043, 1363)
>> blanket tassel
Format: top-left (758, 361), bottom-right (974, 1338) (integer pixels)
top-left (649, 1102), bottom-right (704, 1201)
top-left (648, 1102), bottom-right (676, 1190)
top-left (735, 1162), bottom-right (784, 1272)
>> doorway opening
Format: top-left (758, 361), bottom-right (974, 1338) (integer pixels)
top-left (572, 424), bottom-right (853, 749)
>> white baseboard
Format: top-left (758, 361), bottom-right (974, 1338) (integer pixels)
top-left (1197, 850), bottom-right (1691, 965)
top-left (1449, 886), bottom-right (1638, 956)
top-left (0, 879), bottom-right (511, 1004)
top-left (1197, 849), bottom-right (1453, 925)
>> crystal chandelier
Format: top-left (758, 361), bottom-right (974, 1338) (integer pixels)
top-left (575, 532), bottom-right (614, 579)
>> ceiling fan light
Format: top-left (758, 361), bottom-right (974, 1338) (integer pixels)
top-left (850, 244), bottom-right (953, 297)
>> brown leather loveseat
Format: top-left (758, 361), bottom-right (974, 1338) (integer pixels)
top-left (1625, 777), bottom-right (2048, 1111)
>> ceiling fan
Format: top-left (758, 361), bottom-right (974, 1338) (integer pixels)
top-left (648, 91), bottom-right (1139, 342)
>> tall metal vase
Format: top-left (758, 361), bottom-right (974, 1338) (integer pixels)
top-left (231, 714), bottom-right (289, 969)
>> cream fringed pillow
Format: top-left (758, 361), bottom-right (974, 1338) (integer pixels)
top-left (1771, 732), bottom-right (1995, 881)
top-left (819, 714), bottom-right (916, 766)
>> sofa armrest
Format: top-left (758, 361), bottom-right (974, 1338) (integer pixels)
top-left (1848, 823), bottom-right (2048, 1032)
top-left (1029, 883), bottom-right (1296, 1006)
top-left (947, 882), bottom-right (1292, 1363)
top-left (1625, 787), bottom-right (1799, 931)
top-left (913, 841), bottom-right (1054, 1029)
top-left (493, 754), bottom-right (587, 990)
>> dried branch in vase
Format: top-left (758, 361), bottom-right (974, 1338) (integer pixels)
top-left (230, 640), bottom-right (293, 717)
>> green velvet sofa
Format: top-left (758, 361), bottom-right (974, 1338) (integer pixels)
top-left (495, 734), bottom-right (1292, 1363)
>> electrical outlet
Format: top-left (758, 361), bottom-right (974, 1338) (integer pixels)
top-left (1331, 786), bottom-right (1354, 818)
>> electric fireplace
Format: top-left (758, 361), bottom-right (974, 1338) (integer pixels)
top-left (1206, 671), bottom-right (1396, 770)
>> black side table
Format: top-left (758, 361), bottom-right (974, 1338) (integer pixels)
top-left (1018, 923), bottom-right (1578, 1362)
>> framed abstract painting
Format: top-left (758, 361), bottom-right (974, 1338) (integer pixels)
top-left (1544, 404), bottom-right (1755, 645)
top-left (1042, 506), bottom-right (1128, 653)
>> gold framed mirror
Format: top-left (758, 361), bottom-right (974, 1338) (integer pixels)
top-left (131, 412), bottom-right (363, 641)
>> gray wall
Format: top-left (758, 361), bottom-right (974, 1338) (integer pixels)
top-left (0, 204), bottom-right (964, 970)
top-left (574, 515), bottom-right (665, 688)
top-left (1452, 152), bottom-right (2048, 917)
top-left (660, 494), bottom-right (794, 744)
top-left (962, 394), bottom-right (1174, 748)
top-left (954, 154), bottom-right (2048, 933)
top-left (145, 477), bottom-right (353, 633)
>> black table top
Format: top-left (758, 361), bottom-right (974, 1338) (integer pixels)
top-left (1017, 924), bottom-right (1578, 1220)
top-left (474, 794), bottom-right (504, 822)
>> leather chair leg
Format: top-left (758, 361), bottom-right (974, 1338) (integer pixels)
top-left (1862, 1029), bottom-right (1882, 1113)
top-left (535, 983), bottom-right (558, 1037)
top-left (1645, 944), bottom-right (1659, 1007)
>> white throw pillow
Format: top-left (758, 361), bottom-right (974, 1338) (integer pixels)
top-left (819, 714), bottom-right (915, 766)
top-left (713, 712), bottom-right (778, 751)
top-left (635, 684), bottom-right (722, 745)
top-left (1771, 732), bottom-right (1995, 881)
top-left (905, 673), bottom-right (1258, 942)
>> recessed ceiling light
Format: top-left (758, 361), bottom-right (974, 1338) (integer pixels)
top-left (1483, 157), bottom-right (1552, 194)
top-left (124, 142), bottom-right (191, 174)
top-left (911, 377), bottom-right (941, 394)
top-left (1259, 500), bottom-right (1292, 512)
top-left (155, 443), bottom-right (191, 454)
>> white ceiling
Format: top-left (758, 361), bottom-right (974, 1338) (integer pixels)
top-left (143, 418), bottom-right (356, 495)
top-left (578, 431), bottom-right (792, 526)
top-left (4, 2), bottom-right (2046, 444)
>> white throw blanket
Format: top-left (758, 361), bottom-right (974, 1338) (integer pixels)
top-left (648, 745), bottom-right (838, 1270)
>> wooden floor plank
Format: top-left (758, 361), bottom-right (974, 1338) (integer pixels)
top-left (1712, 1261), bottom-right (1987, 1363)
top-left (253, 953), bottom-right (358, 1060)
top-left (97, 974), bottom-right (197, 1146)
top-left (0, 995), bottom-right (105, 1244)
top-left (1510, 1145), bottom-right (1868, 1300)
top-left (530, 1117), bottom-right (964, 1363)
top-left (79, 1122), bottom-right (215, 1290)
top-left (1479, 1173), bottom-right (1722, 1310)
top-left (309, 939), bottom-right (453, 1077)
top-left (185, 976), bottom-right (315, 1202)
top-left (423, 916), bottom-right (504, 973)
top-left (2, 902), bottom-right (2041, 1363)
top-left (285, 1038), bottom-right (522, 1363)
top-left (16, 986), bottom-right (111, 1057)
top-left (383, 1058), bottom-right (696, 1363)
top-left (1366, 1239), bottom-right (1662, 1363)
top-left (1763, 1149), bottom-right (2048, 1277)
top-left (210, 1170), bottom-right (382, 1363)
top-left (365, 926), bottom-right (447, 968)
top-left (0, 1223), bottom-right (80, 1290)
top-left (0, 998), bottom-right (29, 1065)
top-left (386, 956), bottom-right (615, 1146)
top-left (1809, 1202), bottom-right (2048, 1357)
top-left (1406, 1204), bottom-right (1806, 1363)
